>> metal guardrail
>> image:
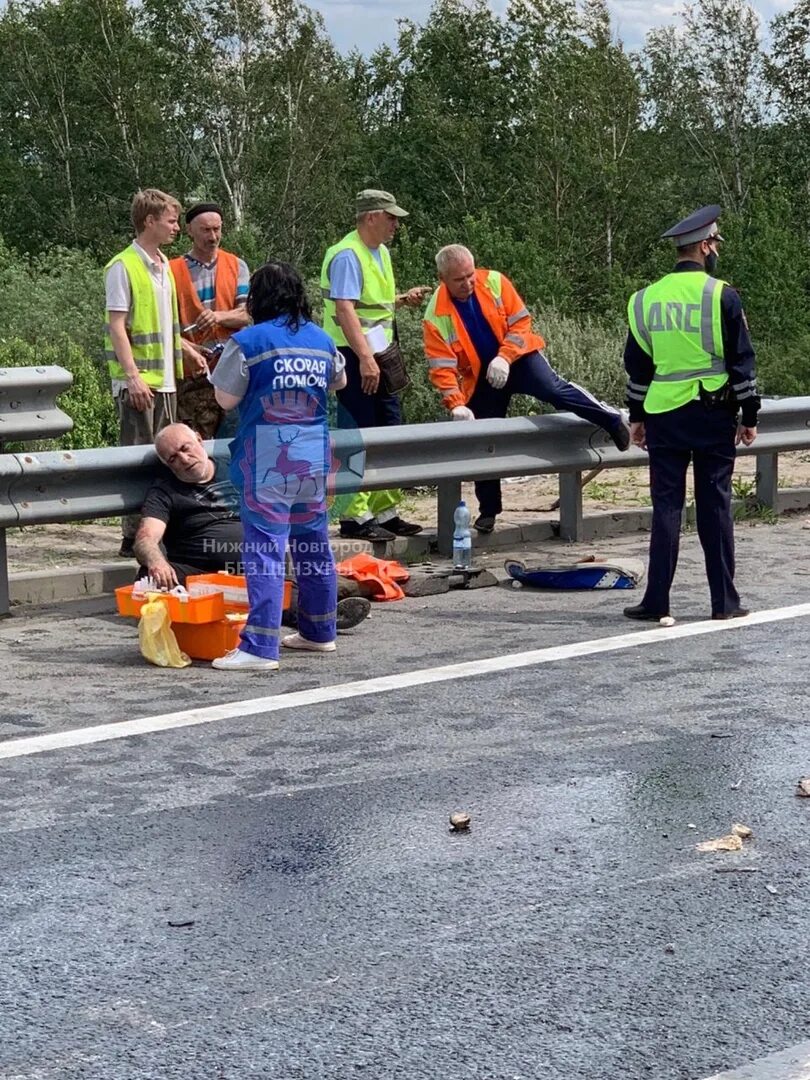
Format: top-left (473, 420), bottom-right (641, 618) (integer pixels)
top-left (0, 366), bottom-right (73, 446)
top-left (0, 366), bottom-right (73, 616)
top-left (1, 396), bottom-right (809, 616)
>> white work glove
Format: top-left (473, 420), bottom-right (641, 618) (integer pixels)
top-left (452, 406), bottom-right (475, 421)
top-left (486, 356), bottom-right (510, 389)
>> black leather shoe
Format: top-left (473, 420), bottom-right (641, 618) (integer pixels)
top-left (339, 519), bottom-right (395, 542)
top-left (474, 515), bottom-right (496, 534)
top-left (383, 516), bottom-right (423, 537)
top-left (336, 596), bottom-right (371, 631)
top-left (624, 603), bottom-right (668, 621)
top-left (118, 538), bottom-right (136, 558)
top-left (712, 608), bottom-right (750, 620)
top-left (610, 421), bottom-right (631, 452)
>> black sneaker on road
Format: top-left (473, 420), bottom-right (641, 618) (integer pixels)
top-left (623, 603), bottom-right (668, 621)
top-left (339, 519), bottom-right (396, 542)
top-left (383, 516), bottom-right (423, 537)
top-left (473, 515), bottom-right (496, 534)
top-left (336, 596), bottom-right (372, 631)
top-left (712, 608), bottom-right (750, 620)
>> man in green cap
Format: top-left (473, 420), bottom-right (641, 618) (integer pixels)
top-left (320, 189), bottom-right (431, 541)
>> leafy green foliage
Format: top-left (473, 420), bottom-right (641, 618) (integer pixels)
top-left (0, 0), bottom-right (809, 449)
top-left (0, 338), bottom-right (116, 450)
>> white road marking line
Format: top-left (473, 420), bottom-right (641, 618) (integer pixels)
top-left (2, 602), bottom-right (810, 763)
top-left (701, 1039), bottom-right (810, 1079)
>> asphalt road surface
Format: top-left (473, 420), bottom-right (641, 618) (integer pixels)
top-left (2, 521), bottom-right (810, 1080)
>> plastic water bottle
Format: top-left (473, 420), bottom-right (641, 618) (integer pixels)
top-left (453, 500), bottom-right (472, 570)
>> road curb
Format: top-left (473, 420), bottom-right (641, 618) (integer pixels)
top-left (9, 563), bottom-right (134, 606)
top-left (702, 1040), bottom-right (810, 1079)
top-left (10, 495), bottom-right (805, 609)
top-left (6, 510), bottom-right (644, 608)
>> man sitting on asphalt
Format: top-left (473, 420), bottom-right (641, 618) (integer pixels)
top-left (132, 423), bottom-right (370, 631)
top-left (423, 244), bottom-right (630, 534)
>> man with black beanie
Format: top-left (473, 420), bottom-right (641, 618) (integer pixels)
top-left (170, 202), bottom-right (251, 438)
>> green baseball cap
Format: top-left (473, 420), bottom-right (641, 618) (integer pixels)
top-left (355, 189), bottom-right (409, 217)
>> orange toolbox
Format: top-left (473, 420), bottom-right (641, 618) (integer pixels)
top-left (116, 573), bottom-right (292, 661)
top-left (172, 614), bottom-right (247, 662)
top-left (115, 584), bottom-right (225, 622)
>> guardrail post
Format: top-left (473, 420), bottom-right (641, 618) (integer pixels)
top-left (755, 452), bottom-right (779, 510)
top-left (0, 528), bottom-right (9, 618)
top-left (437, 479), bottom-right (462, 557)
top-left (558, 472), bottom-right (584, 541)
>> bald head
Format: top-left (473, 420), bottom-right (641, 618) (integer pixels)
top-left (155, 424), bottom-right (214, 484)
top-left (436, 245), bottom-right (476, 301)
top-left (155, 423), bottom-right (197, 462)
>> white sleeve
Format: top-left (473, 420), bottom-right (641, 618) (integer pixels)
top-left (105, 262), bottom-right (132, 313)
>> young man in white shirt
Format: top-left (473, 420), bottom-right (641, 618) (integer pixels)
top-left (104, 188), bottom-right (206, 556)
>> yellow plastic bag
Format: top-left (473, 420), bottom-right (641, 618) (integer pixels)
top-left (138, 596), bottom-right (191, 668)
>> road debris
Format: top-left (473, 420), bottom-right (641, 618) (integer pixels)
top-left (697, 822), bottom-right (753, 852)
top-left (696, 833), bottom-right (743, 852)
top-left (167, 919), bottom-right (195, 928)
top-left (710, 732), bottom-right (734, 739)
top-left (664, 943), bottom-right (676, 954)
top-left (764, 884), bottom-right (779, 896)
top-left (659, 616), bottom-right (676, 627)
top-left (731, 823), bottom-right (753, 839)
top-left (449, 812), bottom-right (471, 832)
top-left (714, 867), bottom-right (759, 874)
top-left (730, 778), bottom-right (743, 790)
top-left (796, 777), bottom-right (810, 798)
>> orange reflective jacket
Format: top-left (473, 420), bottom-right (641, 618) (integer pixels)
top-left (422, 268), bottom-right (546, 411)
top-left (169, 250), bottom-right (239, 345)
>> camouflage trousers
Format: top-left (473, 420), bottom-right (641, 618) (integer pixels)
top-left (176, 376), bottom-right (224, 440)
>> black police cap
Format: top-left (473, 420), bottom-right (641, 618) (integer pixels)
top-left (661, 204), bottom-right (723, 247)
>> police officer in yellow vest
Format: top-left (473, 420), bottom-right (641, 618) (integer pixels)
top-left (321, 189), bottom-right (430, 542)
top-left (623, 205), bottom-right (759, 622)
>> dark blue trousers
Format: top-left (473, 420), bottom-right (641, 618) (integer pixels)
top-left (469, 350), bottom-right (622, 517)
top-left (642, 400), bottom-right (739, 616)
top-left (336, 345), bottom-right (402, 430)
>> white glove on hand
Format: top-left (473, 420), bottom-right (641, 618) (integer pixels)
top-left (452, 405), bottom-right (475, 421)
top-left (486, 356), bottom-right (510, 389)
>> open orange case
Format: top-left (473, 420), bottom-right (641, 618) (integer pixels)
top-left (115, 573), bottom-right (292, 661)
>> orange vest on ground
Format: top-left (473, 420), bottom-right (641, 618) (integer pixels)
top-left (335, 553), bottom-right (410, 601)
top-left (423, 268), bottom-right (546, 411)
top-left (169, 250), bottom-right (240, 345)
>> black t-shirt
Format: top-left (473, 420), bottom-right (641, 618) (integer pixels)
top-left (140, 462), bottom-right (243, 568)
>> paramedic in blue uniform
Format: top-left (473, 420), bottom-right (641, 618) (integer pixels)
top-left (622, 205), bottom-right (760, 622)
top-left (210, 261), bottom-right (346, 671)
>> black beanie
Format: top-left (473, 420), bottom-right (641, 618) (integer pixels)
top-left (186, 202), bottom-right (223, 224)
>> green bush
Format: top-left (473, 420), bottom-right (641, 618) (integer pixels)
top-left (0, 338), bottom-right (116, 450)
top-left (0, 238), bottom-right (104, 360)
top-left (757, 336), bottom-right (810, 398)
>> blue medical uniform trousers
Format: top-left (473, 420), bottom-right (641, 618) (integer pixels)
top-left (641, 399), bottom-right (739, 616)
top-left (238, 511), bottom-right (337, 660)
top-left (469, 349), bottom-right (622, 517)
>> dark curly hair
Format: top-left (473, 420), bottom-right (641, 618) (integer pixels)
top-left (247, 261), bottom-right (312, 330)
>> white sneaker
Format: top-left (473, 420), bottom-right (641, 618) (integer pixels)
top-left (281, 633), bottom-right (336, 653)
top-left (212, 648), bottom-right (280, 672)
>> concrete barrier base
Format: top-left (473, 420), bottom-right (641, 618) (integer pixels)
top-left (8, 497), bottom-right (808, 609)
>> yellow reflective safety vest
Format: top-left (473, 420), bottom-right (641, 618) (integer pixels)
top-left (627, 270), bottom-right (728, 414)
top-left (104, 245), bottom-right (182, 386)
top-left (320, 230), bottom-right (396, 348)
